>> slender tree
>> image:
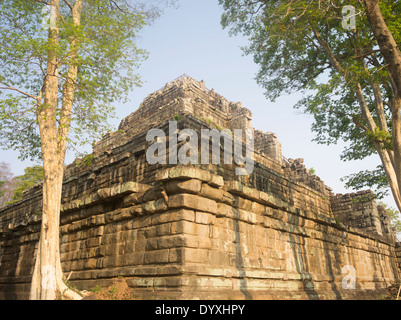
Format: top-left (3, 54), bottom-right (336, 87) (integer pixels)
top-left (219, 0), bottom-right (401, 210)
top-left (0, 162), bottom-right (16, 207)
top-left (0, 0), bottom-right (170, 300)
top-left (0, 181), bottom-right (4, 198)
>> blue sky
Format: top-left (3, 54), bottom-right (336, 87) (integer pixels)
top-left (1, 0), bottom-right (396, 209)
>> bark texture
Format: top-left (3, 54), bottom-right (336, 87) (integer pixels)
top-left (30, 0), bottom-right (82, 300)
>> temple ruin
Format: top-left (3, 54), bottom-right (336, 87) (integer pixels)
top-left (0, 74), bottom-right (400, 299)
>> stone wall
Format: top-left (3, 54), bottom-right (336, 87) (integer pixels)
top-left (283, 158), bottom-right (333, 197)
top-left (377, 204), bottom-right (396, 241)
top-left (254, 130), bottom-right (282, 165)
top-left (0, 75), bottom-right (400, 299)
top-left (330, 191), bottom-right (389, 238)
top-left (1, 163), bottom-right (399, 299)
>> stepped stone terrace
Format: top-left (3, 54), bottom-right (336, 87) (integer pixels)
top-left (0, 74), bottom-right (400, 299)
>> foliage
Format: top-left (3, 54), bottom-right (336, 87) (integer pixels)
top-left (0, 161), bottom-right (16, 207)
top-left (0, 181), bottom-right (4, 198)
top-left (7, 165), bottom-right (44, 204)
top-left (342, 165), bottom-right (390, 199)
top-left (219, 0), bottom-right (401, 203)
top-left (0, 0), bottom-right (169, 160)
top-left (379, 201), bottom-right (401, 236)
top-left (73, 152), bottom-right (95, 167)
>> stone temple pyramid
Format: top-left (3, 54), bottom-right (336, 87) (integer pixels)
top-left (0, 74), bottom-right (400, 299)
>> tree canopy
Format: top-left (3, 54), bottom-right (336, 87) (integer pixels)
top-left (0, 0), bottom-right (161, 160)
top-left (219, 0), bottom-right (401, 210)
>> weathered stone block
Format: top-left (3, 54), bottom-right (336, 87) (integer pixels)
top-left (233, 197), bottom-right (253, 211)
top-left (156, 167), bottom-right (211, 182)
top-left (207, 175), bottom-right (224, 188)
top-left (155, 234), bottom-right (186, 249)
top-left (200, 183), bottom-right (224, 202)
top-left (111, 181), bottom-right (151, 197)
top-left (144, 249), bottom-right (170, 264)
top-left (151, 209), bottom-right (195, 225)
top-left (164, 179), bottom-right (202, 195)
top-left (170, 220), bottom-right (210, 238)
top-left (197, 277), bottom-right (233, 289)
top-left (168, 247), bottom-right (184, 263)
top-left (183, 248), bottom-right (209, 263)
top-left (208, 250), bottom-right (228, 266)
top-left (97, 188), bottom-right (111, 199)
top-left (195, 211), bottom-right (216, 225)
top-left (168, 193), bottom-right (217, 214)
top-left (122, 193), bottom-right (143, 207)
top-left (142, 198), bottom-right (168, 214)
top-left (222, 191), bottom-right (235, 205)
top-left (216, 202), bottom-right (234, 218)
top-left (142, 189), bottom-right (164, 202)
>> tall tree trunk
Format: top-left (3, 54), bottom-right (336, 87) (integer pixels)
top-left (314, 25), bottom-right (401, 213)
top-left (53, 0), bottom-right (83, 299)
top-left (363, 0), bottom-right (401, 210)
top-left (30, 0), bottom-right (60, 300)
top-left (363, 0), bottom-right (401, 96)
top-left (355, 82), bottom-right (401, 212)
top-left (30, 151), bottom-right (62, 300)
top-left (30, 0), bottom-right (80, 300)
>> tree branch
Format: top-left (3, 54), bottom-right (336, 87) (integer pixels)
top-left (63, 0), bottom-right (73, 11)
top-left (312, 27), bottom-right (346, 76)
top-left (34, 0), bottom-right (51, 5)
top-left (0, 82), bottom-right (38, 100)
top-left (58, 0), bottom-right (82, 161)
top-left (109, 0), bottom-right (130, 14)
